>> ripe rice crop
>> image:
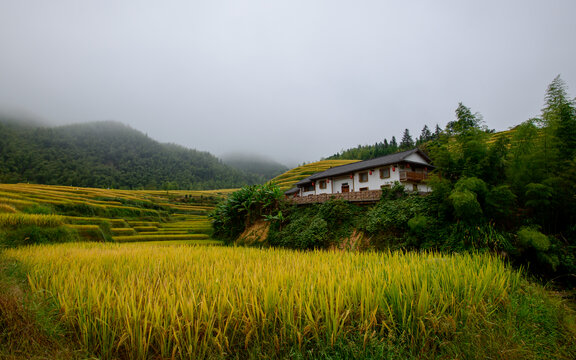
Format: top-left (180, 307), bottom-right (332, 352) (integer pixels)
top-left (66, 224), bottom-right (100, 231)
top-left (111, 228), bottom-right (137, 236)
top-left (5, 244), bottom-right (521, 359)
top-left (133, 226), bottom-right (158, 232)
top-left (0, 203), bottom-right (17, 213)
top-left (0, 198), bottom-right (36, 208)
top-left (113, 234), bottom-right (209, 242)
top-left (0, 213), bottom-right (64, 228)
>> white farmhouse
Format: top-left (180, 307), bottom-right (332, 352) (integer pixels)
top-left (285, 149), bottom-right (433, 202)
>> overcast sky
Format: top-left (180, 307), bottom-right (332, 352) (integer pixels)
top-left (1, 1), bottom-right (575, 166)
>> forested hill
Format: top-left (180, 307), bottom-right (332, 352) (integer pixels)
top-left (0, 119), bottom-right (262, 190)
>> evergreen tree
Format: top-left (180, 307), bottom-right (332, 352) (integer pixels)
top-left (390, 136), bottom-right (398, 149)
top-left (399, 129), bottom-right (414, 150)
top-left (434, 124), bottom-right (442, 139)
top-left (418, 125), bottom-right (432, 144)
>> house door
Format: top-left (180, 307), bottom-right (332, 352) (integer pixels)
top-left (341, 184), bottom-right (350, 193)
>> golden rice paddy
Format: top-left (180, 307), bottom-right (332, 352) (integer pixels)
top-left (4, 243), bottom-right (520, 359)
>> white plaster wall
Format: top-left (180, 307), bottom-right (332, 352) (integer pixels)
top-left (332, 176), bottom-right (353, 193)
top-left (315, 180), bottom-right (332, 195)
top-left (404, 153), bottom-right (429, 165)
top-left (353, 166), bottom-right (402, 190)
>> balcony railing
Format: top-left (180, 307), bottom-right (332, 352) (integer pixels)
top-left (287, 190), bottom-right (382, 205)
top-left (399, 171), bottom-right (427, 182)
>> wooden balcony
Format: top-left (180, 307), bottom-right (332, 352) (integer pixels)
top-left (399, 171), bottom-right (427, 182)
top-left (288, 190), bottom-right (382, 205)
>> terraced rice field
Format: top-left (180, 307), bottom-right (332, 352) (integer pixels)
top-left (0, 183), bottom-right (227, 245)
top-left (270, 160), bottom-right (359, 191)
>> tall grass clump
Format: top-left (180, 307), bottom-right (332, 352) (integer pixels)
top-left (6, 244), bottom-right (572, 359)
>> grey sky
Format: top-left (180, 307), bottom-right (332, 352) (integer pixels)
top-left (1, 1), bottom-right (575, 166)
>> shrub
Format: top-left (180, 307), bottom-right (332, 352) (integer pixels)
top-left (449, 189), bottom-right (483, 223)
top-left (485, 185), bottom-right (516, 223)
top-left (517, 227), bottom-right (550, 252)
top-left (408, 215), bottom-right (429, 235)
top-left (210, 184), bottom-right (284, 243)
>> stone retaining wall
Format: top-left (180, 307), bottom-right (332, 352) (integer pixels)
top-left (287, 190), bottom-right (382, 204)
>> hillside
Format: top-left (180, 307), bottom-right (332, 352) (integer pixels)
top-left (0, 119), bottom-right (262, 190)
top-left (221, 153), bottom-right (288, 180)
top-left (270, 159), bottom-right (360, 191)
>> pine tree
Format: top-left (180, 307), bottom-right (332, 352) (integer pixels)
top-left (399, 129), bottom-right (414, 150)
top-left (434, 124), bottom-right (442, 139)
top-left (418, 125), bottom-right (432, 144)
top-left (390, 136), bottom-right (398, 149)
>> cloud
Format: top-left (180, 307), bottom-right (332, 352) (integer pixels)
top-left (0, 0), bottom-right (575, 164)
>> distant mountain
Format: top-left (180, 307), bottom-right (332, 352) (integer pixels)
top-left (0, 118), bottom-right (261, 190)
top-left (221, 153), bottom-right (288, 181)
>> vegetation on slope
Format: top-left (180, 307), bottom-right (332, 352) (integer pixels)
top-left (221, 153), bottom-right (289, 181)
top-left (0, 119), bottom-right (261, 190)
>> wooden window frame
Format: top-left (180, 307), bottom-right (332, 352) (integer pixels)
top-left (380, 167), bottom-right (390, 179)
top-left (319, 180), bottom-right (327, 189)
top-left (358, 172), bottom-right (369, 183)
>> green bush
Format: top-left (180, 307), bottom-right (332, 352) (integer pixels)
top-left (270, 215), bottom-right (329, 249)
top-left (454, 177), bottom-right (488, 199)
top-left (485, 185), bottom-right (516, 222)
top-left (407, 215), bottom-right (429, 234)
top-left (518, 227), bottom-right (550, 252)
top-left (449, 189), bottom-right (483, 223)
top-left (210, 183), bottom-right (284, 243)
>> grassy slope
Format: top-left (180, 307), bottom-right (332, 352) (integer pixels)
top-left (270, 160), bottom-right (360, 191)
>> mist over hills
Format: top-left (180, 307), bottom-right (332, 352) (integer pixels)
top-left (221, 153), bottom-right (288, 181)
top-left (0, 118), bottom-right (273, 190)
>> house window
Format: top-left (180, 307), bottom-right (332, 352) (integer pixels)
top-left (319, 180), bottom-right (327, 189)
top-left (359, 187), bottom-right (369, 192)
top-left (304, 184), bottom-right (314, 192)
top-left (380, 167), bottom-right (390, 179)
top-left (359, 172), bottom-right (369, 183)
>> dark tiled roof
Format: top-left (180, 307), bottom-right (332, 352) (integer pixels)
top-left (296, 149), bottom-right (432, 186)
top-left (284, 187), bottom-right (300, 195)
